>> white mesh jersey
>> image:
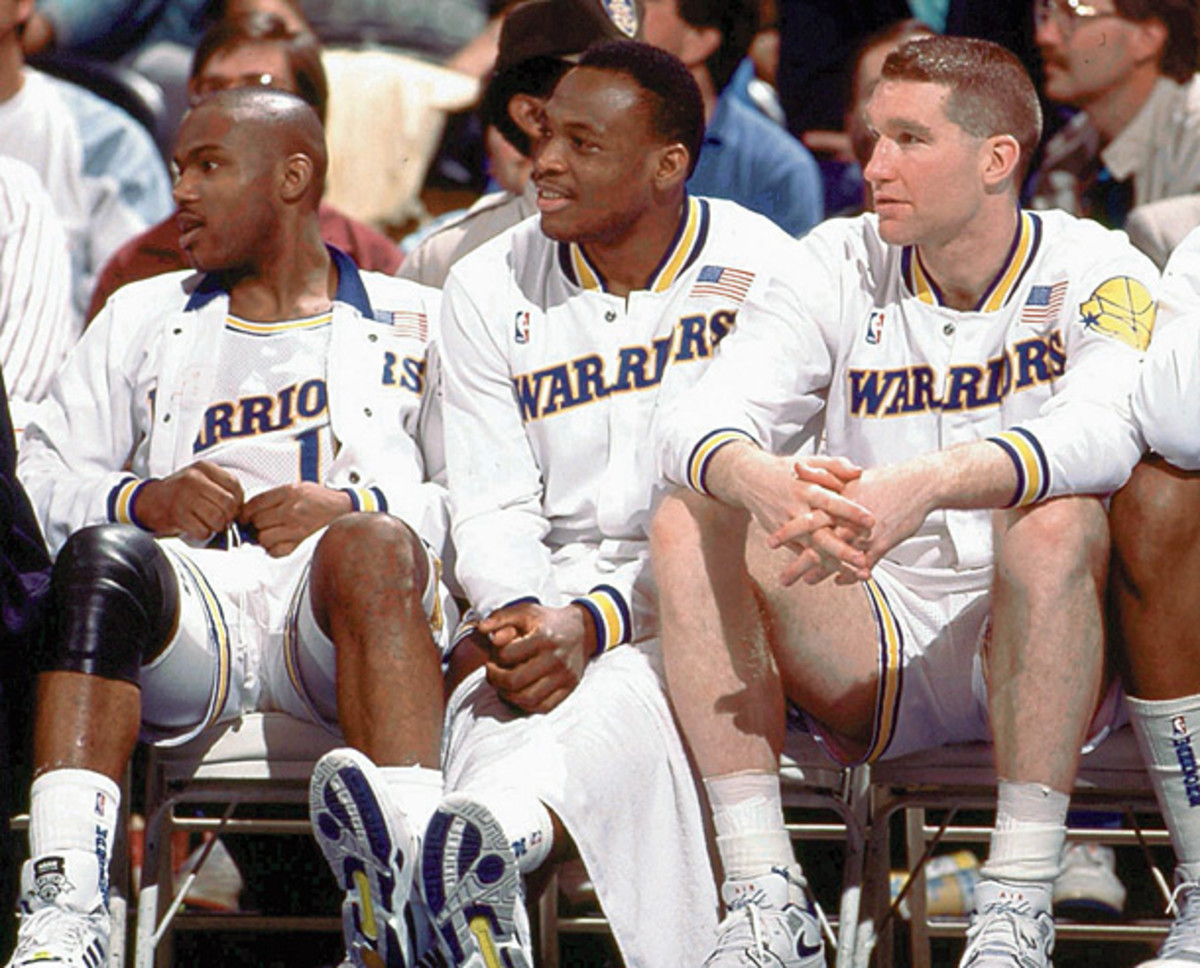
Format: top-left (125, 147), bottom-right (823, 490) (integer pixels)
top-left (195, 312), bottom-right (336, 497)
top-left (659, 208), bottom-right (1159, 580)
top-left (1132, 225), bottom-right (1200, 469)
top-left (442, 197), bottom-right (801, 650)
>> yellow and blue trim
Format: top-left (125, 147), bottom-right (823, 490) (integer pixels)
top-left (340, 486), bottom-right (388, 513)
top-left (559, 197), bottom-right (709, 294)
top-left (283, 563), bottom-right (329, 727)
top-left (572, 585), bottom-right (632, 656)
top-left (989, 427), bottom-right (1050, 508)
top-left (862, 578), bottom-right (904, 764)
top-left (107, 476), bottom-right (154, 531)
top-left (223, 311), bottom-right (332, 336)
top-left (903, 211), bottom-right (1042, 311)
top-left (167, 549), bottom-right (233, 736)
top-left (686, 428), bottom-right (758, 494)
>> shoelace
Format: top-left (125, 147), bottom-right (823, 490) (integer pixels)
top-left (1160, 880), bottom-right (1200, 957)
top-left (13, 906), bottom-right (104, 958)
top-left (965, 897), bottom-right (1038, 949)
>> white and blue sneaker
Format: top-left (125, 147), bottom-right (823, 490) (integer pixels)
top-left (421, 794), bottom-right (532, 968)
top-left (960, 878), bottom-right (1054, 968)
top-left (1139, 870), bottom-right (1200, 967)
top-left (704, 865), bottom-right (825, 967)
top-left (6, 851), bottom-right (110, 968)
top-left (310, 748), bottom-right (430, 968)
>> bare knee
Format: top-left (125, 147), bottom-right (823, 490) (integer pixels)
top-left (650, 488), bottom-right (746, 566)
top-left (996, 496), bottom-right (1109, 596)
top-left (1110, 456), bottom-right (1200, 594)
top-left (312, 513), bottom-right (427, 607)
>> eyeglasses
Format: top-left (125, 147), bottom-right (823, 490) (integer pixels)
top-left (1034, 0), bottom-right (1119, 33)
top-left (190, 72), bottom-right (284, 104)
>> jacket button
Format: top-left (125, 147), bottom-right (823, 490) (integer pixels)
top-left (348, 472), bottom-right (361, 484)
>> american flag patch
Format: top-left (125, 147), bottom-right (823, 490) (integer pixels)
top-left (376, 309), bottom-right (428, 340)
top-left (690, 265), bottom-right (755, 303)
top-left (1021, 282), bottom-right (1067, 326)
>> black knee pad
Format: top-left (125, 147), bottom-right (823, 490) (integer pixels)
top-left (41, 524), bottom-right (179, 685)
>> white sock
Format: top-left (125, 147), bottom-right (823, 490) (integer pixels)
top-left (28, 769), bottom-right (120, 906)
top-left (469, 787), bottom-right (554, 876)
top-left (1128, 693), bottom-right (1200, 867)
top-left (705, 771), bottom-right (797, 881)
top-left (980, 780), bottom-right (1069, 891)
top-left (379, 765), bottom-right (442, 838)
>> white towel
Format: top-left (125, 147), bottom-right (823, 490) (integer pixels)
top-left (442, 641), bottom-right (720, 967)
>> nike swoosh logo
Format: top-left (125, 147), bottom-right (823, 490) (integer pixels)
top-left (797, 937), bottom-right (823, 958)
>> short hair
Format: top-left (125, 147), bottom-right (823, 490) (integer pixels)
top-left (194, 87), bottom-right (328, 197)
top-left (881, 35), bottom-right (1043, 185)
top-left (1115, 0), bottom-right (1199, 83)
top-left (190, 12), bottom-right (329, 124)
top-left (576, 39), bottom-right (706, 177)
top-left (676, 0), bottom-right (758, 92)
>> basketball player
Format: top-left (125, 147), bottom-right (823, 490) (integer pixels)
top-left (7, 89), bottom-right (452, 968)
top-left (651, 35), bottom-right (1158, 967)
top-left (1110, 226), bottom-right (1200, 967)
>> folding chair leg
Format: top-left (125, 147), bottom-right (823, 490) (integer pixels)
top-left (904, 808), bottom-right (931, 968)
top-left (536, 870), bottom-right (560, 968)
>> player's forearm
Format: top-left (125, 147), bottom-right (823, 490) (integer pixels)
top-left (916, 440), bottom-right (1021, 512)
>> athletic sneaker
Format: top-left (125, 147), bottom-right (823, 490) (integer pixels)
top-left (421, 794), bottom-right (532, 968)
top-left (310, 748), bottom-right (430, 968)
top-left (1052, 842), bottom-right (1126, 918)
top-left (703, 865), bottom-right (825, 967)
top-left (1139, 870), bottom-right (1200, 967)
top-left (959, 878), bottom-right (1054, 968)
top-left (7, 851), bottom-right (110, 968)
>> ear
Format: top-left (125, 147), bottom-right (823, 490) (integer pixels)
top-left (279, 152), bottom-right (315, 203)
top-left (654, 143), bottom-right (691, 191)
top-left (679, 23), bottom-right (721, 70)
top-left (507, 92), bottom-right (544, 140)
top-left (980, 134), bottom-right (1021, 193)
top-left (1131, 16), bottom-right (1168, 68)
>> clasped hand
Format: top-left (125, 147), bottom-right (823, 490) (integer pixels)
top-left (132, 462), bottom-right (351, 556)
top-left (478, 601), bottom-right (595, 715)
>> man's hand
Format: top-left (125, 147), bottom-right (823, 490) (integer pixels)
top-left (714, 448), bottom-right (875, 582)
top-left (239, 483), bottom-right (353, 557)
top-left (478, 602), bottom-right (596, 714)
top-left (775, 459), bottom-right (941, 586)
top-left (133, 462), bottom-right (244, 542)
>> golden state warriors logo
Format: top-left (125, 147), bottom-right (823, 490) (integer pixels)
top-left (601, 0), bottom-right (640, 37)
top-left (1079, 276), bottom-right (1155, 351)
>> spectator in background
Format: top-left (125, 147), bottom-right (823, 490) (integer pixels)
top-left (0, 157), bottom-right (78, 431)
top-left (642, 0), bottom-right (823, 236)
top-left (295, 0), bottom-right (489, 62)
top-left (1029, 0), bottom-right (1200, 267)
top-left (400, 0), bottom-right (643, 289)
top-left (0, 0), bottom-right (173, 319)
top-left (87, 11), bottom-right (402, 321)
top-left (803, 17), bottom-right (934, 214)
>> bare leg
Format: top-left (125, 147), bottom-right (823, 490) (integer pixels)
top-left (652, 490), bottom-right (882, 778)
top-left (988, 496), bottom-right (1109, 791)
top-left (1110, 455), bottom-right (1200, 699)
top-left (31, 673), bottom-right (140, 783)
top-left (309, 513), bottom-right (443, 767)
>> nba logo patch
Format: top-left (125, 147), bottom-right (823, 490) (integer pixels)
top-left (95, 792), bottom-right (106, 816)
top-left (1175, 716), bottom-right (1190, 737)
top-left (865, 311), bottom-right (885, 345)
top-left (601, 0), bottom-right (639, 37)
top-left (514, 310), bottom-right (531, 344)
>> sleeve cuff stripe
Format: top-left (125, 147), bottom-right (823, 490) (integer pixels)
top-left (108, 477), bottom-right (151, 529)
top-left (687, 429), bottom-right (756, 494)
top-left (590, 584), bottom-right (632, 649)
top-left (341, 487), bottom-right (388, 513)
top-left (990, 429), bottom-right (1049, 507)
